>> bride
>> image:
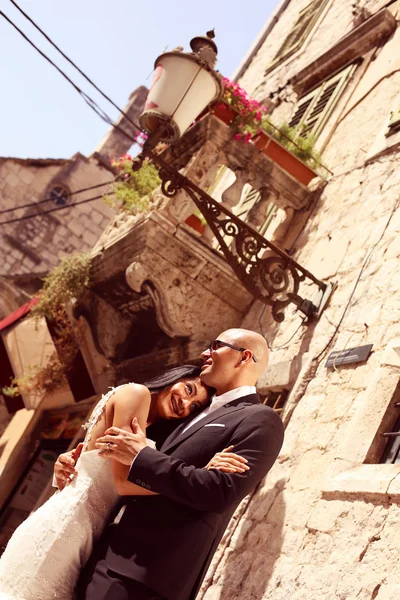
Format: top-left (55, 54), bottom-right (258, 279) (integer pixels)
top-left (0, 365), bottom-right (245, 600)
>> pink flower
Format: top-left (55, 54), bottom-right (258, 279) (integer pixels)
top-left (234, 133), bottom-right (242, 140)
top-left (243, 132), bottom-right (252, 143)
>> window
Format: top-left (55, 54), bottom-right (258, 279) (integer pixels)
top-left (380, 403), bottom-right (400, 464)
top-left (46, 315), bottom-right (95, 403)
top-left (386, 108), bottom-right (400, 137)
top-left (49, 185), bottom-right (70, 206)
top-left (234, 186), bottom-right (261, 222)
top-left (209, 168), bottom-right (279, 252)
top-left (232, 185), bottom-right (278, 235)
top-left (267, 0), bottom-right (330, 72)
top-left (220, 184), bottom-right (279, 252)
top-left (0, 334), bottom-right (24, 414)
top-left (289, 64), bottom-right (356, 137)
top-left (262, 390), bottom-right (289, 416)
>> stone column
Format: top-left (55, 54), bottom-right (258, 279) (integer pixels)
top-left (163, 141), bottom-right (224, 226)
top-left (246, 185), bottom-right (278, 231)
top-left (201, 166), bottom-right (249, 244)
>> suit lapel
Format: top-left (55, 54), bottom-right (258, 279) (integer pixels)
top-left (161, 393), bottom-right (260, 454)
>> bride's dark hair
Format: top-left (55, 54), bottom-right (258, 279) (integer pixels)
top-left (143, 364), bottom-right (204, 392)
top-left (144, 365), bottom-right (214, 447)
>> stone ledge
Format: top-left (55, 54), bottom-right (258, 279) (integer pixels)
top-left (321, 458), bottom-right (400, 502)
top-left (292, 9), bottom-right (396, 95)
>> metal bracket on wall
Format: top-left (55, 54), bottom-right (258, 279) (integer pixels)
top-left (133, 147), bottom-right (333, 323)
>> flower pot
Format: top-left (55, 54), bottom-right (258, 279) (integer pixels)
top-left (252, 131), bottom-right (318, 186)
top-left (184, 214), bottom-right (206, 234)
top-left (210, 102), bottom-right (237, 125)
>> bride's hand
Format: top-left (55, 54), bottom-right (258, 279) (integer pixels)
top-left (54, 443), bottom-right (83, 490)
top-left (206, 446), bottom-right (249, 474)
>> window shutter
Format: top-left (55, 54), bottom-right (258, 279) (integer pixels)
top-left (288, 97), bottom-right (314, 129)
top-left (262, 390), bottom-right (289, 415)
top-left (234, 185), bottom-right (261, 221)
top-left (259, 202), bottom-right (279, 237)
top-left (217, 185), bottom-right (278, 252)
top-left (275, 2), bottom-right (317, 61)
top-left (289, 64), bottom-right (356, 137)
top-left (267, 0), bottom-right (329, 71)
top-left (387, 108), bottom-right (400, 136)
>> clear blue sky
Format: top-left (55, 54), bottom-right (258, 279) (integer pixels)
top-left (0, 0), bottom-right (277, 159)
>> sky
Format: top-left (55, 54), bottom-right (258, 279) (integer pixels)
top-left (0, 0), bottom-right (278, 159)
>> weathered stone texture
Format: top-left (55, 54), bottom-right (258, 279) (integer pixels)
top-left (0, 155), bottom-right (115, 277)
top-left (199, 1), bottom-right (400, 599)
top-left (238, 0), bottom-right (354, 105)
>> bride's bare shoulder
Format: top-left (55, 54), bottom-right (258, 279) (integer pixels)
top-left (110, 383), bottom-right (151, 425)
top-left (112, 383), bottom-right (151, 405)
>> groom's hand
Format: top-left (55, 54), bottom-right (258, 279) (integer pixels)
top-left (96, 418), bottom-right (147, 465)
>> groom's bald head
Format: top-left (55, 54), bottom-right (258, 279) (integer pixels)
top-left (200, 328), bottom-right (269, 394)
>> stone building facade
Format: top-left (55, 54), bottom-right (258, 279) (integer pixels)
top-left (1, 2), bottom-right (400, 596)
top-left (0, 87), bottom-right (147, 433)
top-left (197, 1), bottom-right (400, 599)
top-left (0, 86), bottom-right (147, 307)
top-left (0, 89), bottom-right (149, 518)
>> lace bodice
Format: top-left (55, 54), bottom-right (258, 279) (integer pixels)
top-left (81, 386), bottom-right (119, 451)
top-left (81, 384), bottom-right (157, 452)
top-left (0, 385), bottom-right (131, 600)
top-left (0, 449), bottom-right (118, 600)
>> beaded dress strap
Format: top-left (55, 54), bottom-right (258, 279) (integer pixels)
top-left (81, 384), bottom-right (130, 451)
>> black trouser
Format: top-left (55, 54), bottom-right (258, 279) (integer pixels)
top-left (77, 558), bottom-right (165, 600)
top-left (76, 525), bottom-right (165, 600)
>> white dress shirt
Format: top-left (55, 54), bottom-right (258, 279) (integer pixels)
top-left (182, 385), bottom-right (257, 433)
top-left (120, 385), bottom-right (256, 521)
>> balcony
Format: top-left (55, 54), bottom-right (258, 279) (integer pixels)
top-left (78, 111), bottom-right (324, 382)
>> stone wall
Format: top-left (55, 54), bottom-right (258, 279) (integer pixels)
top-left (0, 85), bottom-right (147, 282)
top-left (200, 1), bottom-right (400, 599)
top-left (0, 155), bottom-right (115, 277)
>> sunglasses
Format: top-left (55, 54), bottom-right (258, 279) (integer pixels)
top-left (209, 339), bottom-right (258, 363)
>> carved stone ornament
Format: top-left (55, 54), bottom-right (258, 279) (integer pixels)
top-left (147, 153), bottom-right (328, 322)
top-left (125, 261), bottom-right (191, 338)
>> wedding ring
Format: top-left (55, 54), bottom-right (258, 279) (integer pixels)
top-left (106, 442), bottom-right (112, 452)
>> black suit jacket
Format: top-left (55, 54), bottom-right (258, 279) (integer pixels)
top-left (105, 394), bottom-right (284, 600)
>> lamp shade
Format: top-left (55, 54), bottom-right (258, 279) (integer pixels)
top-left (139, 52), bottom-right (222, 142)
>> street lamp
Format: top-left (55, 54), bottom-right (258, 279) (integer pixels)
top-left (134, 32), bottom-right (333, 323)
top-left (139, 32), bottom-right (222, 142)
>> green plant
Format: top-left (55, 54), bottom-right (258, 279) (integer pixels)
top-left (221, 77), bottom-right (266, 142)
top-left (2, 305), bottom-right (82, 398)
top-left (106, 155), bottom-right (160, 215)
top-left (1, 254), bottom-right (91, 399)
top-left (2, 356), bottom-right (68, 398)
top-left (261, 120), bottom-right (322, 168)
top-left (218, 77), bottom-right (323, 170)
top-left (31, 252), bottom-right (92, 321)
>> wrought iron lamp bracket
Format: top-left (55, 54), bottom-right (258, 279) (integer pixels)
top-left (134, 148), bottom-right (330, 323)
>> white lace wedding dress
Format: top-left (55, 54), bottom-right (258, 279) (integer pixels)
top-left (0, 386), bottom-right (149, 600)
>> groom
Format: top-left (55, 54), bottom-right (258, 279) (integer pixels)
top-left (55, 328), bottom-right (284, 600)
